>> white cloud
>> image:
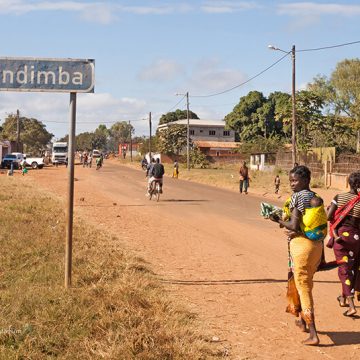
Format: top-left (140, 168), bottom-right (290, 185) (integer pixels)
top-left (0, 1), bottom-right (117, 24)
top-left (118, 4), bottom-right (193, 15)
top-left (0, 92), bottom-right (149, 137)
top-left (0, 1), bottom-right (193, 22)
top-left (277, 2), bottom-right (360, 17)
top-left (188, 58), bottom-right (248, 96)
top-left (138, 59), bottom-right (185, 82)
top-left (201, 0), bottom-right (260, 13)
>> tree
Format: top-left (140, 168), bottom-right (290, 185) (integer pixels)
top-left (225, 91), bottom-right (289, 142)
top-left (331, 59), bottom-right (360, 151)
top-left (110, 121), bottom-right (134, 151)
top-left (76, 132), bottom-right (94, 151)
top-left (158, 109), bottom-right (199, 125)
top-left (189, 146), bottom-right (209, 168)
top-left (92, 124), bottom-right (109, 150)
top-left (308, 59), bottom-right (360, 152)
top-left (1, 113), bottom-right (53, 154)
top-left (293, 90), bottom-right (325, 151)
top-left (157, 124), bottom-right (188, 155)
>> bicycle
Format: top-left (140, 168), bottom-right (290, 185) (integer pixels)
top-left (149, 179), bottom-right (162, 202)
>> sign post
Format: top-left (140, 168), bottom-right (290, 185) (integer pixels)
top-left (0, 57), bottom-right (95, 288)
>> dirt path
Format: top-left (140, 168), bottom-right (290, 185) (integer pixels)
top-left (22, 161), bottom-right (359, 359)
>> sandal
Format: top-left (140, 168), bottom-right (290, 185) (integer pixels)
top-left (337, 295), bottom-right (347, 307)
top-left (343, 308), bottom-right (357, 317)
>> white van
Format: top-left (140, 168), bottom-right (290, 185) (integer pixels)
top-left (92, 150), bottom-right (101, 158)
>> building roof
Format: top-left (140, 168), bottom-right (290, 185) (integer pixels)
top-left (157, 119), bottom-right (227, 129)
top-left (194, 141), bottom-right (240, 149)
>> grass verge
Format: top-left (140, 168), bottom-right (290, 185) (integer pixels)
top-left (0, 177), bottom-right (220, 359)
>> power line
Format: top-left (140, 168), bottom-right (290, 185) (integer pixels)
top-left (166, 93), bottom-right (186, 113)
top-left (43, 118), bottom-right (146, 124)
top-left (298, 40), bottom-right (360, 52)
top-left (190, 52), bottom-right (290, 98)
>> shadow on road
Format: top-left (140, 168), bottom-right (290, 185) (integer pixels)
top-left (160, 278), bottom-right (287, 285)
top-left (319, 330), bottom-right (360, 346)
top-left (162, 199), bottom-right (210, 202)
top-left (160, 278), bottom-right (339, 285)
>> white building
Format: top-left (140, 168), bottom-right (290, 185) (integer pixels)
top-left (157, 119), bottom-right (236, 142)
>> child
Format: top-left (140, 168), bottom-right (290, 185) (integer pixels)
top-left (172, 160), bottom-right (179, 178)
top-left (274, 175), bottom-right (280, 194)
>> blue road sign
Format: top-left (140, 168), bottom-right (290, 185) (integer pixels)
top-left (0, 57), bottom-right (95, 93)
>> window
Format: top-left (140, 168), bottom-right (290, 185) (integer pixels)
top-left (199, 129), bottom-right (203, 133)
top-left (190, 130), bottom-right (195, 135)
top-left (209, 130), bottom-right (216, 136)
top-left (223, 130), bottom-right (230, 136)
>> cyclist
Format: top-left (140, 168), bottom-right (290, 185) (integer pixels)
top-left (149, 158), bottom-right (165, 194)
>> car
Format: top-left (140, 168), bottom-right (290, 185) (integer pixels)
top-left (22, 155), bottom-right (45, 169)
top-left (1, 153), bottom-right (23, 169)
top-left (92, 149), bottom-right (101, 158)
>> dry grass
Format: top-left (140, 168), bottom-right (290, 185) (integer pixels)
top-left (0, 177), bottom-right (220, 359)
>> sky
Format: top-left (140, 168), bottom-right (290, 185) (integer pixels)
top-left (0, 0), bottom-right (359, 139)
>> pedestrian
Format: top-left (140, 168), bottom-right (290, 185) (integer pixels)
top-left (239, 161), bottom-right (249, 194)
top-left (274, 174), bottom-right (281, 194)
top-left (327, 171), bottom-right (360, 317)
top-left (172, 159), bottom-right (179, 178)
top-left (88, 154), bottom-right (93, 168)
top-left (268, 166), bottom-right (324, 345)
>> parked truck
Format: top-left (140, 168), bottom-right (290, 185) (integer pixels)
top-left (51, 142), bottom-right (68, 165)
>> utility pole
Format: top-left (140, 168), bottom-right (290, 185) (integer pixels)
top-left (16, 109), bottom-right (20, 152)
top-left (291, 45), bottom-right (297, 165)
top-left (149, 112), bottom-right (152, 160)
top-left (186, 92), bottom-right (190, 171)
top-left (268, 44), bottom-right (297, 166)
top-left (129, 120), bottom-right (133, 162)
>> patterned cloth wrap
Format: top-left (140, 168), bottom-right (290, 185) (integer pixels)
top-left (301, 200), bottom-right (328, 241)
top-left (283, 195), bottom-right (327, 241)
top-left (260, 202), bottom-right (283, 220)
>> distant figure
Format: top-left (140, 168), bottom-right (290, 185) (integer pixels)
top-left (274, 175), bottom-right (281, 194)
top-left (172, 159), bottom-right (179, 178)
top-left (65, 156), bottom-right (68, 168)
top-left (239, 161), bottom-right (249, 194)
top-left (88, 154), bottom-right (93, 168)
top-left (96, 156), bottom-right (102, 170)
top-left (83, 152), bottom-right (88, 168)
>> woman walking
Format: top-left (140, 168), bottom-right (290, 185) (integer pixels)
top-left (269, 166), bottom-right (324, 345)
top-left (327, 171), bottom-right (360, 317)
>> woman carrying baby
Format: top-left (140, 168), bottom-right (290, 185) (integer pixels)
top-left (271, 166), bottom-right (324, 345)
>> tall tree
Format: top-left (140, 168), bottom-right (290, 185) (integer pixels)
top-left (157, 124), bottom-right (188, 155)
top-left (158, 109), bottom-right (199, 125)
top-left (110, 121), bottom-right (134, 151)
top-left (76, 132), bottom-right (94, 151)
top-left (1, 113), bottom-right (53, 154)
top-left (92, 124), bottom-right (109, 150)
top-left (309, 59), bottom-right (360, 152)
top-left (225, 91), bottom-right (289, 142)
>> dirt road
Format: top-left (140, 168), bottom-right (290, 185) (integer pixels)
top-left (27, 160), bottom-right (359, 359)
